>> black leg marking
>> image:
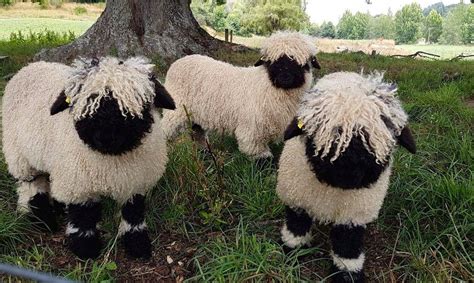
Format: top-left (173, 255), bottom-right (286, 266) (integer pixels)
top-left (120, 195), bottom-right (151, 259)
top-left (329, 224), bottom-right (366, 282)
top-left (281, 206), bottom-right (313, 250)
top-left (28, 193), bottom-right (58, 232)
top-left (53, 199), bottom-right (66, 216)
top-left (67, 201), bottom-right (102, 260)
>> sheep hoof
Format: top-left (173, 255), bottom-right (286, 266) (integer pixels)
top-left (255, 157), bottom-right (275, 171)
top-left (122, 230), bottom-right (152, 259)
top-left (330, 264), bottom-right (365, 283)
top-left (69, 233), bottom-right (102, 260)
top-left (28, 193), bottom-right (59, 232)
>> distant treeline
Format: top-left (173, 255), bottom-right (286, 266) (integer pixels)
top-left (1, 0), bottom-right (104, 5)
top-left (193, 0), bottom-right (473, 45)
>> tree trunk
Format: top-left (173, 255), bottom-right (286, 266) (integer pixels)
top-left (35, 0), bottom-right (239, 63)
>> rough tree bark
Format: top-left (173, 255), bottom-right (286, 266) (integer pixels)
top-left (35, 0), bottom-right (238, 63)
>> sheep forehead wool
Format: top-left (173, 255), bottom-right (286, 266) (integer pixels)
top-left (298, 71), bottom-right (408, 163)
top-left (64, 56), bottom-right (155, 120)
top-left (260, 31), bottom-right (317, 66)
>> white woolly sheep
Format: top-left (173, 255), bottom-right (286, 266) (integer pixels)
top-left (161, 31), bottom-right (320, 166)
top-left (277, 72), bottom-right (416, 282)
top-left (2, 56), bottom-right (176, 260)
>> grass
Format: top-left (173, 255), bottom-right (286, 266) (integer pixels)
top-left (0, 18), bottom-right (94, 40)
top-left (0, 33), bottom-right (473, 281)
top-left (399, 44), bottom-right (474, 59)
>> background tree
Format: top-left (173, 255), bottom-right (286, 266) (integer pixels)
top-left (303, 23), bottom-right (320, 37)
top-left (440, 3), bottom-right (469, 44)
top-left (35, 0), bottom-right (235, 63)
top-left (319, 21), bottom-right (336, 38)
top-left (367, 14), bottom-right (395, 39)
top-left (395, 3), bottom-right (423, 43)
top-left (337, 10), bottom-right (369, 39)
top-left (460, 5), bottom-right (474, 44)
top-left (245, 0), bottom-right (309, 36)
top-left (423, 10), bottom-right (443, 43)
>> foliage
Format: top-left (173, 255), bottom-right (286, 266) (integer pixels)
top-left (395, 3), bottom-right (424, 44)
top-left (461, 5), bottom-right (474, 44)
top-left (423, 2), bottom-right (447, 17)
top-left (423, 10), bottom-right (443, 43)
top-left (319, 21), bottom-right (336, 38)
top-left (440, 3), bottom-right (471, 45)
top-left (192, 0), bottom-right (309, 36)
top-left (73, 6), bottom-right (87, 15)
top-left (246, 1), bottom-right (309, 36)
top-left (302, 22), bottom-right (320, 37)
top-left (367, 14), bottom-right (395, 39)
top-left (337, 10), bottom-right (370, 40)
top-left (1, 0), bottom-right (12, 6)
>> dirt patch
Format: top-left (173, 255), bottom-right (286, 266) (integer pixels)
top-left (464, 98), bottom-right (474, 109)
top-left (3, 225), bottom-right (197, 282)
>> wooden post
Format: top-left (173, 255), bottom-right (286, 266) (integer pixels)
top-left (230, 30), bottom-right (233, 43)
top-left (225, 29), bottom-right (229, 42)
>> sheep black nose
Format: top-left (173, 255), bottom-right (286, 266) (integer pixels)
top-left (278, 73), bottom-right (294, 85)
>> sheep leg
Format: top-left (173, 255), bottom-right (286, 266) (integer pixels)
top-left (235, 127), bottom-right (274, 168)
top-left (67, 200), bottom-right (102, 260)
top-left (161, 108), bottom-right (188, 139)
top-left (17, 175), bottom-right (58, 232)
top-left (330, 224), bottom-right (366, 283)
top-left (119, 194), bottom-right (152, 259)
top-left (281, 206), bottom-right (313, 250)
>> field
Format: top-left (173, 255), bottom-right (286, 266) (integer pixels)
top-left (0, 31), bottom-right (473, 281)
top-left (0, 2), bottom-right (473, 282)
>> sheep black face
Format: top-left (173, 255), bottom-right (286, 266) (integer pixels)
top-left (255, 55), bottom-right (320, 90)
top-left (304, 135), bottom-right (388, 189)
top-left (74, 94), bottom-right (154, 155)
top-left (51, 75), bottom-right (175, 155)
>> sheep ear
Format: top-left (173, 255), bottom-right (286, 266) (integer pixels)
top-left (254, 58), bottom-right (265, 67)
top-left (310, 56), bottom-right (321, 69)
top-left (150, 75), bottom-right (176, 110)
top-left (397, 126), bottom-right (416, 154)
top-left (50, 91), bottom-right (70, 115)
top-left (284, 117), bottom-right (304, 141)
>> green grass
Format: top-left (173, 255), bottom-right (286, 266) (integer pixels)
top-left (0, 35), bottom-right (473, 281)
top-left (0, 18), bottom-right (93, 40)
top-left (398, 44), bottom-right (474, 59)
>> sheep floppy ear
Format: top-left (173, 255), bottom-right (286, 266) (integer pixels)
top-left (254, 58), bottom-right (265, 67)
top-left (150, 75), bottom-right (176, 110)
top-left (310, 56), bottom-right (321, 69)
top-left (50, 90), bottom-right (70, 115)
top-left (397, 126), bottom-right (416, 154)
top-left (284, 117), bottom-right (304, 141)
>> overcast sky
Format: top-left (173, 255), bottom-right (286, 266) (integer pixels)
top-left (307, 0), bottom-right (463, 24)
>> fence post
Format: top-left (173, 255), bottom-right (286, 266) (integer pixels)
top-left (230, 30), bottom-right (233, 43)
top-left (225, 29), bottom-right (229, 42)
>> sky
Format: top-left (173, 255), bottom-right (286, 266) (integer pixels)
top-left (306, 0), bottom-right (462, 24)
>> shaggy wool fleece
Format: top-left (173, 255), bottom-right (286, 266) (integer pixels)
top-left (276, 137), bottom-right (392, 226)
top-left (2, 61), bottom-right (168, 204)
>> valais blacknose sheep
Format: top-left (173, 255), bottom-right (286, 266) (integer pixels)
top-left (277, 72), bottom-right (416, 282)
top-left (162, 32), bottom-right (320, 166)
top-left (2, 57), bottom-right (175, 260)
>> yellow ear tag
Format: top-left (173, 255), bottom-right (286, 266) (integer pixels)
top-left (297, 119), bottom-right (304, 129)
top-left (65, 96), bottom-right (71, 104)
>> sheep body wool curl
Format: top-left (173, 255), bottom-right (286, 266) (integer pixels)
top-left (162, 32), bottom-right (316, 158)
top-left (2, 61), bottom-right (168, 204)
top-left (277, 72), bottom-right (409, 225)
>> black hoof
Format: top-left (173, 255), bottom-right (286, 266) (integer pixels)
top-left (28, 193), bottom-right (58, 232)
top-left (330, 265), bottom-right (365, 283)
top-left (69, 233), bottom-right (102, 260)
top-left (255, 157), bottom-right (275, 171)
top-left (122, 230), bottom-right (152, 259)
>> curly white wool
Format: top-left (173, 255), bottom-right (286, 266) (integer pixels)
top-left (66, 57), bottom-right (155, 120)
top-left (260, 31), bottom-right (317, 65)
top-left (298, 72), bottom-right (408, 163)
